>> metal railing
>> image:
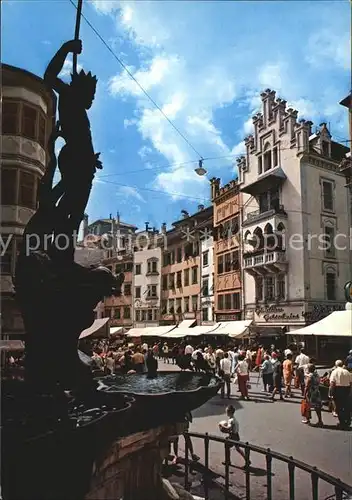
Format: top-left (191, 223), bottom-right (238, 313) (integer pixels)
top-left (182, 432), bottom-right (352, 500)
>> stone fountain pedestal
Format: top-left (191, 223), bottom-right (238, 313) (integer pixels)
top-left (85, 421), bottom-right (188, 500)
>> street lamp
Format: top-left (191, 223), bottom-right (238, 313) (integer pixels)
top-left (194, 159), bottom-right (207, 176)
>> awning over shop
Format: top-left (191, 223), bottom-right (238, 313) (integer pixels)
top-left (142, 326), bottom-right (178, 337)
top-left (177, 319), bottom-right (197, 328)
top-left (163, 325), bottom-right (219, 338)
top-left (110, 326), bottom-right (124, 336)
top-left (79, 317), bottom-right (110, 339)
top-left (0, 340), bottom-right (25, 351)
top-left (126, 325), bottom-right (177, 337)
top-left (289, 305), bottom-right (352, 337)
top-left (213, 320), bottom-right (253, 338)
top-left (126, 327), bottom-right (152, 338)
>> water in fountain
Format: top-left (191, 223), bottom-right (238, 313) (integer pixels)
top-left (97, 371), bottom-right (218, 394)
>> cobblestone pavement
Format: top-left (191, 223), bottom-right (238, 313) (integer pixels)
top-left (158, 360), bottom-right (352, 500)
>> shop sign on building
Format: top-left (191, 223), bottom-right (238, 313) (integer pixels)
top-left (217, 313), bottom-right (240, 321)
top-left (303, 303), bottom-right (345, 323)
top-left (255, 305), bottom-right (304, 323)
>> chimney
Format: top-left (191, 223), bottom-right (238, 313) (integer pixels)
top-left (198, 204), bottom-right (205, 211)
top-left (116, 211), bottom-right (120, 224)
top-left (145, 221), bottom-right (149, 231)
top-left (109, 213), bottom-right (112, 220)
top-left (161, 222), bottom-right (167, 234)
top-left (83, 213), bottom-right (89, 237)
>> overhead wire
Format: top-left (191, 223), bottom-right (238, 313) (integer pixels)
top-left (69, 0), bottom-right (204, 160)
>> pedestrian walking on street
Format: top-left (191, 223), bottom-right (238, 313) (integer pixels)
top-left (261, 354), bottom-right (274, 392)
top-left (219, 405), bottom-right (250, 468)
top-left (329, 360), bottom-right (352, 429)
top-left (302, 364), bottom-right (323, 426)
top-left (271, 352), bottom-right (284, 401)
top-left (235, 354), bottom-right (250, 400)
top-left (283, 353), bottom-right (294, 398)
top-left (220, 352), bottom-right (232, 399)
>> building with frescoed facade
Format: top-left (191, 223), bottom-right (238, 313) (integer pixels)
top-left (1, 64), bottom-right (56, 340)
top-left (238, 88), bottom-right (350, 342)
top-left (160, 206), bottom-right (213, 326)
top-left (211, 178), bottom-right (242, 323)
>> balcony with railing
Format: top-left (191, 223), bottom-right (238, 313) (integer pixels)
top-left (244, 250), bottom-right (288, 275)
top-left (243, 205), bottom-right (288, 228)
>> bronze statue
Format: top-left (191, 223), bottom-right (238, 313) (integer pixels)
top-left (44, 39), bottom-right (102, 261)
top-left (14, 39), bottom-right (124, 396)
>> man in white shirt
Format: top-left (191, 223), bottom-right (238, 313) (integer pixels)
top-left (295, 349), bottom-right (310, 395)
top-left (228, 349), bottom-right (236, 375)
top-left (204, 347), bottom-right (216, 373)
top-left (284, 347), bottom-right (293, 358)
top-left (220, 352), bottom-right (232, 399)
top-left (185, 344), bottom-right (194, 355)
top-left (329, 360), bottom-right (352, 429)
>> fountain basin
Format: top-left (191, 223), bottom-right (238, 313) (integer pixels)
top-left (96, 371), bottom-right (222, 432)
top-left (1, 380), bottom-right (135, 500)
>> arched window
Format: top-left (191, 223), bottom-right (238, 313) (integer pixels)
top-left (264, 223), bottom-right (276, 250)
top-left (253, 227), bottom-right (264, 251)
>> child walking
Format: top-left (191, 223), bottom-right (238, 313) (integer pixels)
top-left (219, 405), bottom-right (251, 468)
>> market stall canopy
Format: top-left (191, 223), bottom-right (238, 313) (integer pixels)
top-left (126, 327), bottom-right (152, 338)
top-left (126, 325), bottom-right (177, 338)
top-left (142, 326), bottom-right (178, 337)
top-left (290, 305), bottom-right (352, 337)
top-left (213, 320), bottom-right (253, 338)
top-left (79, 317), bottom-right (110, 339)
top-left (163, 324), bottom-right (220, 338)
top-left (177, 319), bottom-right (197, 328)
top-left (0, 340), bottom-right (25, 351)
top-left (110, 326), bottom-right (124, 336)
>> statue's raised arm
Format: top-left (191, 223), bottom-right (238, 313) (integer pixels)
top-left (44, 39), bottom-right (82, 93)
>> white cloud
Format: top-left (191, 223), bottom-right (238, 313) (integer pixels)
top-left (124, 118), bottom-right (137, 128)
top-left (118, 185), bottom-right (145, 202)
top-left (258, 63), bottom-right (284, 91)
top-left (59, 60), bottom-right (83, 79)
top-left (93, 1), bottom-right (349, 199)
top-left (109, 55), bottom-right (181, 97)
top-left (138, 145), bottom-right (152, 158)
top-left (231, 141), bottom-right (245, 156)
top-left (306, 30), bottom-right (350, 71)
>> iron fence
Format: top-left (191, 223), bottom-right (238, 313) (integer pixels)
top-left (182, 431), bottom-right (352, 500)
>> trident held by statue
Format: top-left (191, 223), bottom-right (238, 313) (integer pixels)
top-left (72, 0), bottom-right (83, 75)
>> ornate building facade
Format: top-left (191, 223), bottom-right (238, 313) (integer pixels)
top-left (238, 88), bottom-right (350, 340)
top-left (1, 64), bottom-right (56, 339)
top-left (211, 179), bottom-right (242, 322)
top-left (160, 206), bottom-right (212, 326)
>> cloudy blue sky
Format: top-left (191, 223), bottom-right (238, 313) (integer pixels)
top-left (2, 0), bottom-right (350, 230)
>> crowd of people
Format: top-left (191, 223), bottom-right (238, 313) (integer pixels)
top-left (87, 338), bottom-right (352, 430)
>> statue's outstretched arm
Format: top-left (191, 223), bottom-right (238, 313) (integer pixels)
top-left (44, 39), bottom-right (82, 93)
